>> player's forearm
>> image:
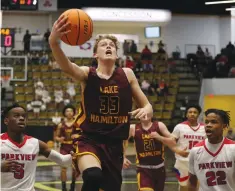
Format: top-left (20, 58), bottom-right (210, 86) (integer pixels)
top-left (188, 174), bottom-right (198, 191)
top-left (49, 41), bottom-right (73, 73)
top-left (48, 150), bottom-right (72, 167)
top-left (153, 135), bottom-right (175, 147)
top-left (188, 184), bottom-right (197, 191)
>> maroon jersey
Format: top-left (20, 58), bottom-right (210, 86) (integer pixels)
top-left (59, 121), bottom-right (75, 145)
top-left (75, 67), bottom-right (132, 140)
top-left (134, 121), bottom-right (164, 165)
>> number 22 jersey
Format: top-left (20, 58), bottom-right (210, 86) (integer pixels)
top-left (1, 133), bottom-right (39, 191)
top-left (189, 138), bottom-right (235, 191)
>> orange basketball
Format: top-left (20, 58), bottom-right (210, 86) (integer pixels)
top-left (60, 9), bottom-right (93, 46)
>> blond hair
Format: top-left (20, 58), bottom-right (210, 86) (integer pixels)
top-left (93, 35), bottom-right (119, 53)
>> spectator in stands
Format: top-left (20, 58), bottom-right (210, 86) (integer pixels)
top-left (125, 56), bottom-right (135, 70)
top-left (216, 49), bottom-right (229, 77)
top-left (49, 57), bottom-right (60, 71)
top-left (172, 46), bottom-right (181, 59)
top-left (205, 48), bottom-right (212, 59)
top-left (27, 96), bottom-right (46, 119)
top-left (141, 45), bottom-right (153, 72)
top-left (66, 79), bottom-right (76, 101)
top-left (196, 45), bottom-right (205, 58)
top-left (129, 40), bottom-right (137, 53)
top-left (23, 29), bottom-right (31, 53)
top-left (157, 41), bottom-right (167, 60)
top-left (228, 67), bottom-right (235, 78)
top-left (141, 79), bottom-right (151, 94)
top-left (156, 79), bottom-right (168, 100)
top-left (226, 41), bottom-right (235, 51)
top-left (123, 40), bottom-right (129, 55)
top-left (44, 29), bottom-right (51, 51)
top-left (34, 78), bottom-right (44, 100)
top-left (39, 52), bottom-right (49, 64)
top-left (31, 51), bottom-right (40, 65)
top-left (42, 87), bottom-right (51, 105)
top-left (54, 86), bottom-right (64, 110)
top-left (134, 59), bottom-right (143, 73)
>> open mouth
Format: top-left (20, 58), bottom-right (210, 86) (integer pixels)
top-left (18, 123), bottom-right (25, 127)
top-left (105, 50), bottom-right (112, 55)
top-left (205, 129), bottom-right (213, 136)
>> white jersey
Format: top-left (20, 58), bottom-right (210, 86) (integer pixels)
top-left (172, 121), bottom-right (206, 161)
top-left (1, 133), bottom-right (39, 191)
top-left (189, 138), bottom-right (235, 191)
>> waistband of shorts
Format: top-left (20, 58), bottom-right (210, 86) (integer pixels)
top-left (137, 162), bottom-right (165, 169)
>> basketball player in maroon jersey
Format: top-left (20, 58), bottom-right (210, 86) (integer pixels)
top-left (49, 17), bottom-right (153, 191)
top-left (1, 104), bottom-right (74, 191)
top-left (55, 105), bottom-right (77, 191)
top-left (123, 117), bottom-right (188, 191)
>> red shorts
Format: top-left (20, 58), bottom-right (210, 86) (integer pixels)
top-left (60, 143), bottom-right (73, 155)
top-left (75, 135), bottom-right (123, 191)
top-left (137, 166), bottom-right (166, 191)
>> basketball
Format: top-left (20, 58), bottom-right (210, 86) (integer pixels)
top-left (60, 9), bottom-right (93, 46)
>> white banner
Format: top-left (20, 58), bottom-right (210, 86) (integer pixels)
top-left (61, 40), bottom-right (124, 58)
top-left (38, 0), bottom-right (57, 11)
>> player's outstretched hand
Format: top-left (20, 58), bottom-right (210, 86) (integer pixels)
top-left (123, 157), bottom-right (132, 169)
top-left (49, 15), bottom-right (71, 43)
top-left (1, 160), bottom-right (20, 172)
top-left (177, 147), bottom-right (189, 158)
top-left (128, 108), bottom-right (149, 120)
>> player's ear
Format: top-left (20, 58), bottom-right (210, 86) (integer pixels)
top-left (93, 53), bottom-right (98, 59)
top-left (4, 117), bottom-right (9, 125)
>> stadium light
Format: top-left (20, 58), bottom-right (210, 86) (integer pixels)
top-left (205, 0), bottom-right (235, 5)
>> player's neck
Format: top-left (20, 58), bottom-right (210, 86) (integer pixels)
top-left (66, 117), bottom-right (74, 122)
top-left (7, 131), bottom-right (24, 144)
top-left (141, 121), bottom-right (153, 130)
top-left (188, 120), bottom-right (198, 126)
top-left (208, 136), bottom-right (223, 144)
top-left (96, 63), bottom-right (115, 76)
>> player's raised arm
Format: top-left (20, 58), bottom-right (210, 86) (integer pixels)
top-left (39, 140), bottom-right (72, 167)
top-left (125, 68), bottom-right (153, 120)
top-left (49, 15), bottom-right (89, 82)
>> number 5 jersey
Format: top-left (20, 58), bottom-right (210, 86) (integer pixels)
top-left (1, 133), bottom-right (39, 191)
top-left (189, 138), bottom-right (235, 191)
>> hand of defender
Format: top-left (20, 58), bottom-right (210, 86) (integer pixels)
top-left (1, 160), bottom-right (20, 172)
top-left (50, 15), bottom-right (71, 42)
top-left (123, 157), bottom-right (132, 169)
top-left (177, 147), bottom-right (189, 158)
top-left (128, 108), bottom-right (148, 120)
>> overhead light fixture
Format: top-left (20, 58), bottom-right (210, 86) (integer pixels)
top-left (226, 7), bottom-right (235, 10)
top-left (205, 0), bottom-right (235, 5)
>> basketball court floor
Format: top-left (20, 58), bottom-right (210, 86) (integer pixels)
top-left (35, 146), bottom-right (179, 191)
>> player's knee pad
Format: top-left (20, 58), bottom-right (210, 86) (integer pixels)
top-left (82, 167), bottom-right (102, 184)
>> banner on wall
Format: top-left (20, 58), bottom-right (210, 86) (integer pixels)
top-left (38, 0), bottom-right (57, 11)
top-left (204, 95), bottom-right (235, 128)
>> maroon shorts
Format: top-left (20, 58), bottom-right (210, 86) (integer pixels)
top-left (137, 166), bottom-right (166, 191)
top-left (60, 143), bottom-right (73, 155)
top-left (75, 135), bottom-right (124, 191)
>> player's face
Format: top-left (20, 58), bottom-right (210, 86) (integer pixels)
top-left (186, 108), bottom-right (199, 121)
top-left (204, 113), bottom-right (226, 142)
top-left (4, 107), bottom-right (27, 132)
top-left (65, 108), bottom-right (74, 119)
top-left (94, 39), bottom-right (118, 62)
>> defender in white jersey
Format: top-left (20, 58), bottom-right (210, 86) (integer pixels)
top-left (0, 104), bottom-right (74, 191)
top-left (188, 109), bottom-right (235, 191)
top-left (172, 104), bottom-right (206, 191)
